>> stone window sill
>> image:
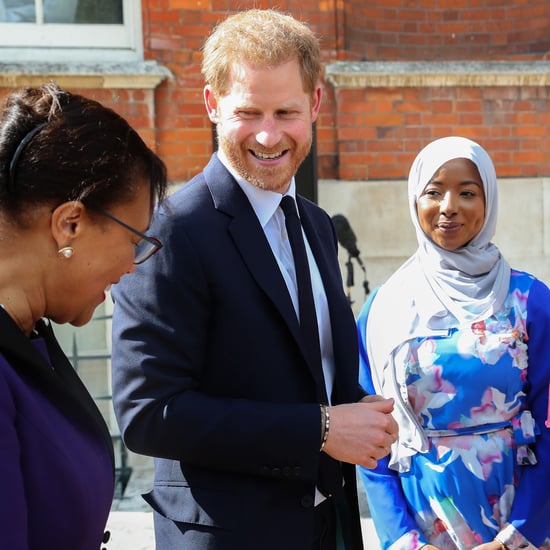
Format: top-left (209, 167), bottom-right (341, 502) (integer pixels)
top-left (325, 60), bottom-right (550, 87)
top-left (0, 60), bottom-right (171, 89)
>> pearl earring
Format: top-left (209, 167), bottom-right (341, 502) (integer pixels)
top-left (58, 246), bottom-right (74, 259)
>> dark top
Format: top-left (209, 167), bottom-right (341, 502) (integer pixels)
top-left (0, 308), bottom-right (114, 549)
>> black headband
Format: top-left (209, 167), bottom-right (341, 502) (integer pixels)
top-left (8, 121), bottom-right (48, 192)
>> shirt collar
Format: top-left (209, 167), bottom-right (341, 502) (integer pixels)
top-left (217, 150), bottom-right (296, 228)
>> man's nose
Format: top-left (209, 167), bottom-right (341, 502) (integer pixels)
top-left (255, 117), bottom-right (281, 148)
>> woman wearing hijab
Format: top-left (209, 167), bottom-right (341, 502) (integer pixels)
top-left (357, 136), bottom-right (550, 550)
top-left (0, 83), bottom-right (167, 549)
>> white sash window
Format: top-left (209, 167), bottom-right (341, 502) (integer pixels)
top-left (0, 0), bottom-right (142, 62)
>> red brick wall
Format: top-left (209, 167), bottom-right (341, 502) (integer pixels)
top-left (344, 0), bottom-right (550, 62)
top-left (141, 1), bottom-right (550, 182)
top-left (0, 86), bottom-right (158, 161)
top-left (3, 2), bottom-right (549, 183)
top-left (142, 0), bottom-right (343, 180)
top-left (333, 85), bottom-right (550, 180)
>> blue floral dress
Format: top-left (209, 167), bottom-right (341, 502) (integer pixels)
top-left (358, 271), bottom-right (550, 550)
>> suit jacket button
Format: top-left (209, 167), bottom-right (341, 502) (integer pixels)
top-left (271, 468), bottom-right (281, 477)
top-left (293, 466), bottom-right (302, 477)
top-left (301, 495), bottom-right (314, 508)
top-left (282, 467), bottom-right (292, 477)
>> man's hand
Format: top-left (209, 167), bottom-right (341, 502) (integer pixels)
top-left (323, 397), bottom-right (398, 469)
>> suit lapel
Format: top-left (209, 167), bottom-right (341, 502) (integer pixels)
top-left (204, 158), bottom-right (329, 372)
top-left (297, 198), bottom-right (341, 304)
top-left (0, 307), bottom-right (57, 376)
top-left (298, 198), bottom-right (358, 402)
top-left (297, 197), bottom-right (353, 403)
top-left (204, 157), bottom-right (301, 337)
top-left (0, 308), bottom-right (115, 468)
top-left (39, 319), bottom-right (115, 467)
top-left (203, 157), bottom-right (348, 397)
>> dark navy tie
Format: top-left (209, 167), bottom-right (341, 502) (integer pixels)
top-left (280, 195), bottom-right (324, 394)
top-left (280, 196), bottom-right (341, 498)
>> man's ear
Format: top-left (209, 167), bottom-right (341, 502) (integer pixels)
top-left (204, 85), bottom-right (219, 123)
top-left (50, 201), bottom-right (85, 248)
top-left (310, 85), bottom-right (322, 123)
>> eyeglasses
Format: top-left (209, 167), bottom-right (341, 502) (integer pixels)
top-left (91, 208), bottom-right (163, 265)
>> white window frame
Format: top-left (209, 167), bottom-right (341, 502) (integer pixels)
top-left (0, 0), bottom-right (143, 63)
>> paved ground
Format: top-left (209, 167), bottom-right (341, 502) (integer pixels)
top-left (105, 511), bottom-right (379, 549)
top-left (106, 462), bottom-right (381, 549)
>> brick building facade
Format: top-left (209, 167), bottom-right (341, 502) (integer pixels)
top-left (2, 0), bottom-right (549, 185)
top-left (147, 0), bottom-right (550, 182)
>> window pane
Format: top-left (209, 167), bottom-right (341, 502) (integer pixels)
top-left (76, 0), bottom-right (123, 24)
top-left (0, 0), bottom-right (123, 24)
top-left (0, 0), bottom-right (36, 22)
top-left (0, 0), bottom-right (139, 61)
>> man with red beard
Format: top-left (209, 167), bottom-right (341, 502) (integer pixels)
top-left (110, 9), bottom-right (397, 550)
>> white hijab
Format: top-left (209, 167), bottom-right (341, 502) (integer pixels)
top-left (365, 136), bottom-right (511, 471)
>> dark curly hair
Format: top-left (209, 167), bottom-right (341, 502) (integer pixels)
top-left (0, 82), bottom-right (168, 224)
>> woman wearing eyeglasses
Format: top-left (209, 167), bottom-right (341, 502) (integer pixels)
top-left (0, 82), bottom-right (167, 549)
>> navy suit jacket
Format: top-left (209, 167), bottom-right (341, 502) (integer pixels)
top-left (111, 154), bottom-right (364, 549)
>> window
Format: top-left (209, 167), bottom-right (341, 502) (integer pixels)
top-left (0, 0), bottom-right (142, 62)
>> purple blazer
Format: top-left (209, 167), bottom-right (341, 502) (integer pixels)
top-left (0, 308), bottom-right (114, 549)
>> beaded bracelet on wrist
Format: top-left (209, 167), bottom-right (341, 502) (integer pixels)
top-left (320, 404), bottom-right (330, 451)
